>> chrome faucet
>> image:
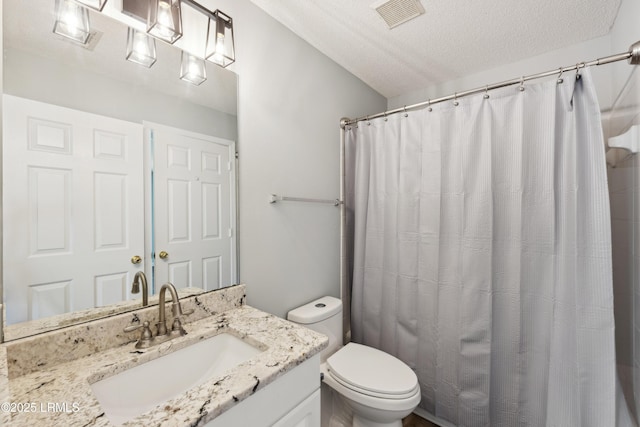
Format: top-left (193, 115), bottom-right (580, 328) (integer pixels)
top-left (156, 282), bottom-right (194, 338)
top-left (124, 282), bottom-right (193, 349)
top-left (130, 271), bottom-right (149, 306)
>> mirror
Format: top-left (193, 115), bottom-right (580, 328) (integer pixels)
top-left (2, 0), bottom-right (239, 341)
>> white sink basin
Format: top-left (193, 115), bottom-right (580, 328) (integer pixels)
top-left (90, 333), bottom-right (262, 425)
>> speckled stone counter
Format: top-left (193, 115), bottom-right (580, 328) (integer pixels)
top-left (0, 287), bottom-right (328, 427)
top-left (3, 287), bottom-right (206, 341)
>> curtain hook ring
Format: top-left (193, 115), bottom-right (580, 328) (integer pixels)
top-left (366, 115), bottom-right (371, 126)
top-left (519, 76), bottom-right (525, 92)
top-left (483, 85), bottom-right (490, 99)
top-left (557, 67), bottom-right (564, 84)
top-left (427, 99), bottom-right (432, 112)
top-left (403, 105), bottom-right (408, 117)
top-left (453, 92), bottom-right (459, 106)
top-left (575, 63), bottom-right (582, 80)
top-left (383, 111), bottom-right (388, 122)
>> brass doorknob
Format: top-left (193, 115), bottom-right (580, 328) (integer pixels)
top-left (131, 255), bottom-right (142, 264)
top-left (159, 251), bottom-right (169, 259)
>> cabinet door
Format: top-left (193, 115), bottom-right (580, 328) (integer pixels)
top-left (272, 390), bottom-right (320, 427)
top-left (202, 355), bottom-right (320, 427)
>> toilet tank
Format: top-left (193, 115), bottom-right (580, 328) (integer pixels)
top-left (287, 296), bottom-right (343, 362)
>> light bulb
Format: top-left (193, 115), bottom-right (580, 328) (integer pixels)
top-left (180, 52), bottom-right (206, 85)
top-left (63, 11), bottom-right (79, 31)
top-left (126, 27), bottom-right (156, 68)
top-left (156, 2), bottom-right (172, 29)
top-left (205, 11), bottom-right (234, 67)
top-left (147, 0), bottom-right (182, 44)
top-left (53, 0), bottom-right (91, 44)
top-left (212, 36), bottom-right (225, 63)
top-left (134, 40), bottom-right (148, 55)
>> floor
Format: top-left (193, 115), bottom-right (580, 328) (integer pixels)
top-left (403, 413), bottom-right (439, 427)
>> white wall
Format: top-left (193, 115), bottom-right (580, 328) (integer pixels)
top-left (607, 0), bottom-right (640, 417)
top-left (207, 0), bottom-right (386, 318)
top-left (610, 0), bottom-right (640, 105)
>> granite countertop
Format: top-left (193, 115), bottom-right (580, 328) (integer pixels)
top-left (3, 288), bottom-right (207, 341)
top-left (0, 303), bottom-right (328, 426)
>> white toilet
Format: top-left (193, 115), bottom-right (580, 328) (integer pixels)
top-left (287, 296), bottom-right (421, 427)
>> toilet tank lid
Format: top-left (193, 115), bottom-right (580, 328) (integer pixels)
top-left (287, 296), bottom-right (342, 324)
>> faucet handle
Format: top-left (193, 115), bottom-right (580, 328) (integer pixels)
top-left (171, 302), bottom-right (195, 317)
top-left (171, 317), bottom-right (186, 334)
top-left (124, 320), bottom-right (150, 333)
top-left (124, 321), bottom-right (153, 348)
top-left (170, 308), bottom-right (194, 336)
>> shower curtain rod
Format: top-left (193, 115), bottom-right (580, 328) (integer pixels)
top-left (340, 40), bottom-right (640, 127)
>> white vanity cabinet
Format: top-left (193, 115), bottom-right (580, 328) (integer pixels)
top-left (272, 390), bottom-right (320, 427)
top-left (205, 354), bottom-right (321, 427)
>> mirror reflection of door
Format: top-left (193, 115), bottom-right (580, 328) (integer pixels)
top-left (150, 124), bottom-right (235, 291)
top-left (3, 95), bottom-right (145, 324)
top-left (3, 98), bottom-right (237, 325)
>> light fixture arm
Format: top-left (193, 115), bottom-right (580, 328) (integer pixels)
top-left (123, 0), bottom-right (218, 22)
top-left (181, 0), bottom-right (217, 19)
top-left (118, 0), bottom-right (236, 67)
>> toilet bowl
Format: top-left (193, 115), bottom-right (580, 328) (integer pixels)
top-left (323, 343), bottom-right (421, 426)
top-left (287, 297), bottom-right (420, 427)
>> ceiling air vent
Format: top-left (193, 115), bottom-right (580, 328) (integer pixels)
top-left (371, 0), bottom-right (425, 29)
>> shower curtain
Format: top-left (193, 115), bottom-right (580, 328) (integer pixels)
top-left (346, 69), bottom-right (618, 427)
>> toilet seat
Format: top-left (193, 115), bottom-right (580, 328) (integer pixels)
top-left (321, 363), bottom-right (421, 414)
top-left (326, 343), bottom-right (419, 400)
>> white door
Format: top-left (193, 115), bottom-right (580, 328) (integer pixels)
top-left (150, 124), bottom-right (235, 291)
top-left (3, 95), bottom-right (145, 324)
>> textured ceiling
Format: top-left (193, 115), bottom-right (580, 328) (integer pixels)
top-left (249, 0), bottom-right (621, 98)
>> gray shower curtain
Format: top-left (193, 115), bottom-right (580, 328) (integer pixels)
top-left (346, 69), bottom-right (619, 426)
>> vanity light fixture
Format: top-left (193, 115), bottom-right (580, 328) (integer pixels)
top-left (53, 0), bottom-right (91, 44)
top-left (147, 0), bottom-right (183, 44)
top-left (126, 28), bottom-right (157, 68)
top-left (74, 0), bottom-right (107, 11)
top-left (204, 10), bottom-right (235, 68)
top-left (180, 51), bottom-right (207, 85)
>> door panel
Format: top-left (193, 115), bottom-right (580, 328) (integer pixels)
top-left (3, 95), bottom-right (144, 324)
top-left (28, 166), bottom-right (71, 254)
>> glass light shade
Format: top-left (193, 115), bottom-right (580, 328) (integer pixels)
top-left (205, 10), bottom-right (235, 68)
top-left (126, 28), bottom-right (157, 68)
top-left (180, 52), bottom-right (207, 85)
top-left (147, 0), bottom-right (182, 44)
top-left (53, 0), bottom-right (91, 45)
top-left (74, 0), bottom-right (107, 11)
